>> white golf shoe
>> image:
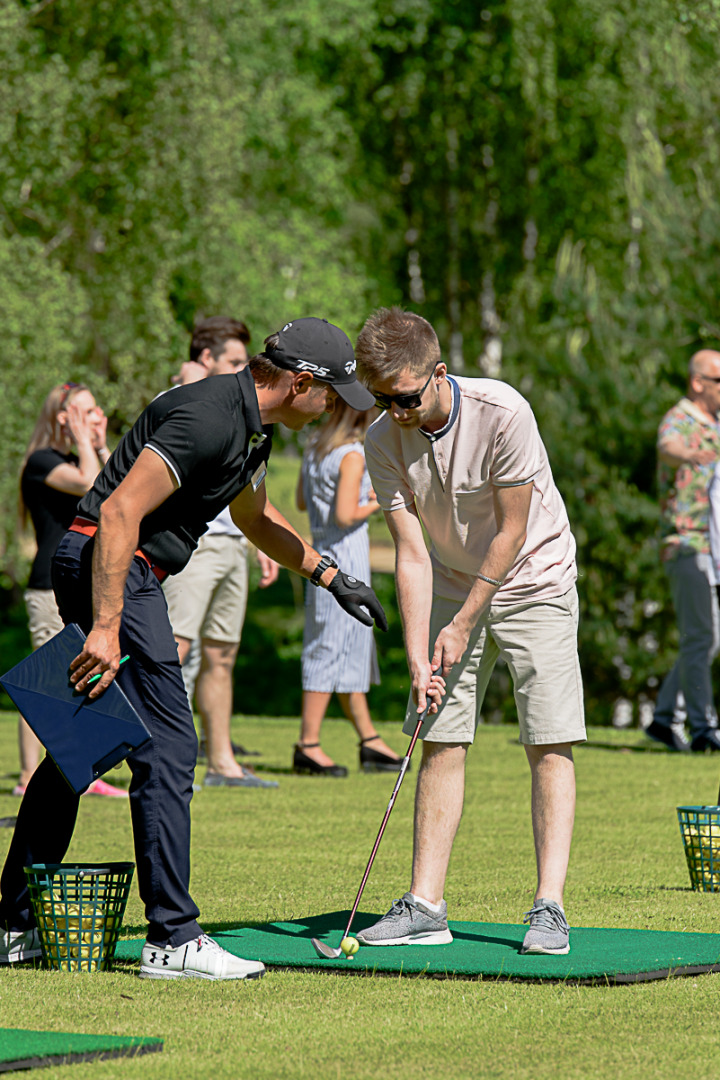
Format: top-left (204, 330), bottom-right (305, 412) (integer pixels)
top-left (0, 928), bottom-right (43, 964)
top-left (139, 933), bottom-right (265, 981)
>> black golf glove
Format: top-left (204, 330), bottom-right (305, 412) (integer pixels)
top-left (327, 571), bottom-right (388, 631)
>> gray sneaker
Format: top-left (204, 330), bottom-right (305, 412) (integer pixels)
top-left (355, 893), bottom-right (453, 946)
top-left (204, 770), bottom-right (278, 789)
top-left (521, 898), bottom-right (570, 955)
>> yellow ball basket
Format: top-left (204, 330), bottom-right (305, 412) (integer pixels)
top-left (24, 862), bottom-right (134, 972)
top-left (677, 807), bottom-right (720, 892)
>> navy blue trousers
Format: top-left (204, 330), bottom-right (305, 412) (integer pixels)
top-left (0, 531), bottom-right (202, 947)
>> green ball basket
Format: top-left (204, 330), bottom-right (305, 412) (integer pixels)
top-left (677, 806), bottom-right (720, 892)
top-left (24, 862), bottom-right (134, 972)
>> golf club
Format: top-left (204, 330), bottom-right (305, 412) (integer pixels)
top-left (311, 676), bottom-right (439, 959)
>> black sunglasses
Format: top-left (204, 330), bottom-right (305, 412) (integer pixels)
top-left (699, 375), bottom-right (720, 384)
top-left (373, 364), bottom-right (439, 411)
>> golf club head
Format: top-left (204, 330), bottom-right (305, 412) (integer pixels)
top-left (311, 937), bottom-right (343, 959)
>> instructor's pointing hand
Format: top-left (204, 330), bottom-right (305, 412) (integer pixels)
top-left (327, 571), bottom-right (388, 631)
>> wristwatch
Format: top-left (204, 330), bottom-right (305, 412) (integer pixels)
top-left (310, 555), bottom-right (338, 587)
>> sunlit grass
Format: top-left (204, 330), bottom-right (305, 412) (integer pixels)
top-left (1, 715), bottom-right (719, 1079)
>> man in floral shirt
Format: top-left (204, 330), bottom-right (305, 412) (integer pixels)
top-left (650, 350), bottom-right (720, 752)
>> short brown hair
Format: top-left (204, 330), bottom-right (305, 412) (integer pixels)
top-left (190, 316), bottom-right (250, 363)
top-left (355, 307), bottom-right (441, 382)
top-left (250, 329), bottom-right (328, 390)
top-left (248, 338), bottom-right (286, 389)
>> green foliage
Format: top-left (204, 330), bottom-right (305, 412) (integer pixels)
top-left (0, 0), bottom-right (374, 584)
top-left (5, 0), bottom-right (720, 720)
top-left (323, 0), bottom-right (720, 719)
top-left (0, 233), bottom-right (90, 584)
top-left (498, 0), bottom-right (720, 713)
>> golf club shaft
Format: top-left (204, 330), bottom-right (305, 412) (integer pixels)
top-left (341, 697), bottom-right (432, 941)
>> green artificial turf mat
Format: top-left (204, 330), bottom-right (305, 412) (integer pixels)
top-left (0, 1029), bottom-right (162, 1072)
top-left (114, 912), bottom-right (720, 983)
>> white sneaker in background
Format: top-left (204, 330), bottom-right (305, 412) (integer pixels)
top-left (638, 701), bottom-right (654, 730)
top-left (0, 928), bottom-right (42, 964)
top-left (611, 698), bottom-right (633, 729)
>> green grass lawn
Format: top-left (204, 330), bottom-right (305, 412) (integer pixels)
top-left (1, 713), bottom-right (720, 1079)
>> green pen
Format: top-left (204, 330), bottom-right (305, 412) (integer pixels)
top-left (87, 655), bottom-right (130, 685)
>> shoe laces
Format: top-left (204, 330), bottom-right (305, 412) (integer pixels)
top-left (387, 895), bottom-right (436, 923)
top-left (388, 896), bottom-right (416, 919)
top-left (522, 902), bottom-right (568, 933)
top-left (196, 934), bottom-right (223, 953)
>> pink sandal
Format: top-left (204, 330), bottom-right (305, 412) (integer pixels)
top-left (12, 778), bottom-right (127, 798)
top-left (85, 778), bottom-right (128, 797)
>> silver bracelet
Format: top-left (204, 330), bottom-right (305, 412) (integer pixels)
top-left (477, 571), bottom-right (504, 588)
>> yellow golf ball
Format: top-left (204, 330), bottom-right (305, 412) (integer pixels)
top-left (340, 937), bottom-right (359, 957)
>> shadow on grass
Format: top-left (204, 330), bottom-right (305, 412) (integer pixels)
top-left (448, 928), bottom-right (521, 950)
top-left (119, 919), bottom-right (295, 939)
top-left (253, 765), bottom-right (412, 777)
top-left (119, 912), bottom-right (522, 952)
top-left (582, 740), bottom-right (666, 753)
top-left (251, 765), bottom-right (295, 776)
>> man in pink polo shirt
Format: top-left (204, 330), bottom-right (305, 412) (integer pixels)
top-left (355, 307), bottom-right (585, 956)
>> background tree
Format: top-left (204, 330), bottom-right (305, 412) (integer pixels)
top-left (1, 0), bottom-right (373, 566)
top-left (4, 0), bottom-right (720, 720)
top-left (321, 0), bottom-right (720, 720)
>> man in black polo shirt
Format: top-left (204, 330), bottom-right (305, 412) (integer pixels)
top-left (0, 318), bottom-right (386, 981)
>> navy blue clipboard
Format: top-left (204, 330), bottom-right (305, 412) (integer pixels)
top-left (0, 623), bottom-right (150, 795)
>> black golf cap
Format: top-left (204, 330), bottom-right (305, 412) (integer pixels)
top-left (268, 317), bottom-right (374, 411)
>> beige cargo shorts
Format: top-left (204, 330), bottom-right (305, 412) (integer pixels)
top-left (403, 587), bottom-right (586, 746)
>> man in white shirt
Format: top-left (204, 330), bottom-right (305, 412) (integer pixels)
top-left (163, 317), bottom-right (280, 788)
top-left (354, 307), bottom-right (585, 955)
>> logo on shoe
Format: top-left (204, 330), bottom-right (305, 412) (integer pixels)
top-left (149, 950), bottom-right (169, 966)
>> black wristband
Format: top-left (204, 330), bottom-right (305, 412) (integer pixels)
top-left (310, 555), bottom-right (338, 587)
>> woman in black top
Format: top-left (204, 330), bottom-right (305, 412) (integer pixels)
top-left (16, 381), bottom-right (119, 795)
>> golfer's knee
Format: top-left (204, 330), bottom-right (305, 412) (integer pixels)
top-left (421, 741), bottom-right (468, 767)
top-left (524, 742), bottom-right (575, 767)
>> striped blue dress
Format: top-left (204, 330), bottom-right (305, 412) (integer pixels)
top-left (301, 441), bottom-right (380, 693)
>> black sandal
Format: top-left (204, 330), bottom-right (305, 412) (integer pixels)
top-left (293, 743), bottom-right (348, 778)
top-left (359, 735), bottom-right (405, 774)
